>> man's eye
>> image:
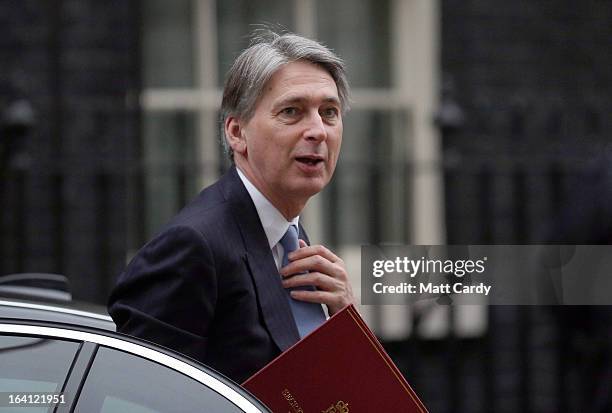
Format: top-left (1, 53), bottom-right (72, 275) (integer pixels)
top-left (280, 107), bottom-right (298, 116)
top-left (321, 107), bottom-right (339, 118)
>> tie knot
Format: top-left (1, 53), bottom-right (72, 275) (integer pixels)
top-left (280, 225), bottom-right (299, 254)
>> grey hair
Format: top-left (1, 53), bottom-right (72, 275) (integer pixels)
top-left (220, 29), bottom-right (350, 160)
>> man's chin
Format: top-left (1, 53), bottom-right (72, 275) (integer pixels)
top-left (289, 177), bottom-right (328, 199)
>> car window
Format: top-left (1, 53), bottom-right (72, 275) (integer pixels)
top-left (0, 335), bottom-right (80, 413)
top-left (74, 346), bottom-right (246, 413)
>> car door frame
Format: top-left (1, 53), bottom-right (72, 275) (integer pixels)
top-left (0, 321), bottom-right (269, 413)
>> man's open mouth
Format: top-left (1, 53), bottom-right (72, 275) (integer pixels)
top-left (295, 157), bottom-right (323, 166)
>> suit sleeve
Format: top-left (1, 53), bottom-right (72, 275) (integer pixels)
top-left (108, 225), bottom-right (217, 362)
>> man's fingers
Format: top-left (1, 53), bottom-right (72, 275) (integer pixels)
top-left (278, 242), bottom-right (356, 314)
top-left (280, 255), bottom-right (340, 278)
top-left (282, 272), bottom-right (340, 291)
top-left (291, 241), bottom-right (341, 263)
top-left (289, 289), bottom-right (334, 303)
top-left (289, 289), bottom-right (349, 311)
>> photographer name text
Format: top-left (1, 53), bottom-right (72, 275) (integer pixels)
top-left (370, 256), bottom-right (492, 297)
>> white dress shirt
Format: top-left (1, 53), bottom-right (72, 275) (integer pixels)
top-left (237, 168), bottom-right (328, 320)
top-left (236, 168), bottom-right (299, 270)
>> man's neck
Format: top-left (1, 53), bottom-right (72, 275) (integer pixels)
top-left (235, 164), bottom-right (306, 220)
top-left (236, 167), bottom-right (301, 250)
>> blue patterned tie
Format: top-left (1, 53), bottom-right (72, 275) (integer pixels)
top-left (279, 225), bottom-right (326, 337)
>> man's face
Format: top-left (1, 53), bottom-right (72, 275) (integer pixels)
top-left (232, 60), bottom-right (343, 217)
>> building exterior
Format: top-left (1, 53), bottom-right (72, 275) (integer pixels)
top-left (1, 0), bottom-right (139, 303)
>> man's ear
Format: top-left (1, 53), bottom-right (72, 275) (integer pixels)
top-left (224, 116), bottom-right (247, 156)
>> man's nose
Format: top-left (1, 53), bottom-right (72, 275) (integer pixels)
top-left (302, 111), bottom-right (327, 142)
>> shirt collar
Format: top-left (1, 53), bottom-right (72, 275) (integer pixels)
top-left (237, 167), bottom-right (299, 249)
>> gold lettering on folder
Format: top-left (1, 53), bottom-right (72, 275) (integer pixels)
top-left (282, 389), bottom-right (304, 413)
top-left (322, 400), bottom-right (349, 413)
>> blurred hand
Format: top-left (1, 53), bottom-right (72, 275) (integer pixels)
top-left (280, 239), bottom-right (356, 315)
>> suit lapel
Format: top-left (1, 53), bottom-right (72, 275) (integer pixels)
top-left (220, 167), bottom-right (300, 351)
top-left (297, 223), bottom-right (310, 246)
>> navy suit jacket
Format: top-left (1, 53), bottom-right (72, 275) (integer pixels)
top-left (108, 166), bottom-right (305, 383)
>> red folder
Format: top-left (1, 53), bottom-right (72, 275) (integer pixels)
top-left (243, 305), bottom-right (429, 412)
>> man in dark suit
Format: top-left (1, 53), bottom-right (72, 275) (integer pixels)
top-left (108, 30), bottom-right (356, 383)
